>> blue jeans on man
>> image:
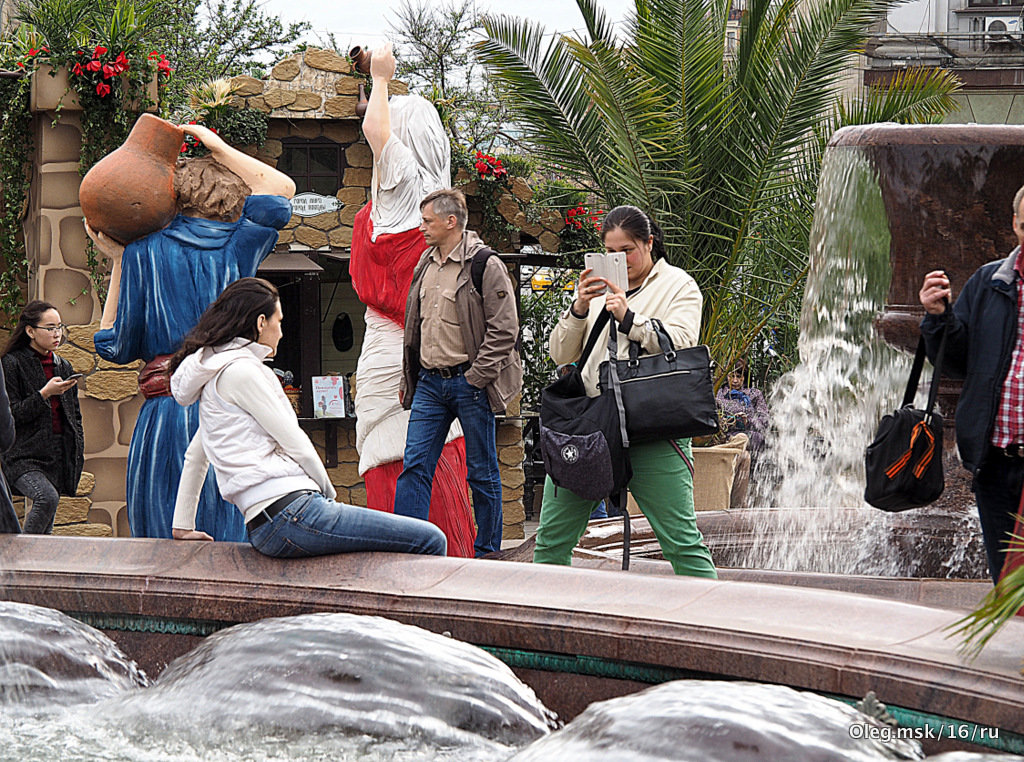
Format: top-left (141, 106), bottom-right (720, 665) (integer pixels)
top-left (248, 491), bottom-right (446, 558)
top-left (395, 368), bottom-right (504, 556)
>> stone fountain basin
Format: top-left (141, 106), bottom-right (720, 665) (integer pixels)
top-left (0, 533), bottom-right (1022, 753)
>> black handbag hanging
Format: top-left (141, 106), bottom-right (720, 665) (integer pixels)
top-left (540, 311), bottom-right (631, 504)
top-left (598, 318), bottom-right (719, 443)
top-left (864, 327), bottom-right (946, 512)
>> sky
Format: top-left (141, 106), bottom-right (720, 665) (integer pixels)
top-left (257, 0), bottom-right (635, 51)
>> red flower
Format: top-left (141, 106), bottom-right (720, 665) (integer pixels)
top-left (149, 50), bottom-right (158, 59)
top-left (95, 82), bottom-right (111, 97)
top-left (41, 46), bottom-right (49, 52)
top-left (115, 52), bottom-right (130, 72)
top-left (27, 48), bottom-right (38, 56)
top-left (86, 59), bottom-right (102, 72)
top-left (102, 63), bottom-right (117, 79)
top-left (15, 61), bottom-right (24, 68)
top-left (93, 45), bottom-right (108, 56)
top-left (157, 55), bottom-right (172, 76)
top-left (180, 143), bottom-right (189, 153)
top-left (71, 63), bottom-right (84, 76)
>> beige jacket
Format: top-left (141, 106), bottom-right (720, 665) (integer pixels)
top-left (401, 231), bottom-right (523, 413)
top-left (549, 258), bottom-right (702, 397)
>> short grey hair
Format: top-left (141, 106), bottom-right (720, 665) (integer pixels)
top-left (1014, 184), bottom-right (1024, 218)
top-left (421, 188), bottom-right (468, 230)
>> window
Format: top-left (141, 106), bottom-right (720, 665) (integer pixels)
top-left (278, 138), bottom-right (348, 196)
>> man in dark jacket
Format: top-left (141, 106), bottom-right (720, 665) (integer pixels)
top-left (919, 186), bottom-right (1024, 581)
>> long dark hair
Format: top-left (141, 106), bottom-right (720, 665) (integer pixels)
top-left (169, 278), bottom-right (279, 374)
top-left (601, 205), bottom-right (667, 260)
top-left (2, 300), bottom-right (58, 357)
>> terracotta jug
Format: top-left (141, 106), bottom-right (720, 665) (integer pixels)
top-left (79, 114), bottom-right (184, 244)
top-left (355, 82), bottom-right (369, 118)
top-left (349, 45), bottom-right (372, 75)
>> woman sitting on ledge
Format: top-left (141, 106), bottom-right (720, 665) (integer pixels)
top-left (168, 277), bottom-right (446, 558)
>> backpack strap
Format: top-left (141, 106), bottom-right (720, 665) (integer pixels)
top-left (471, 247), bottom-right (498, 295)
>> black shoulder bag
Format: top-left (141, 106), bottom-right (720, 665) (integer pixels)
top-left (864, 327), bottom-right (946, 512)
top-left (540, 310), bottom-right (634, 568)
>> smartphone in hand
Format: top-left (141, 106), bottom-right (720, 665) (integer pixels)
top-left (64, 373), bottom-right (84, 381)
top-left (584, 252), bottom-right (628, 293)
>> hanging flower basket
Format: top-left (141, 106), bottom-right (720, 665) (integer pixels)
top-left (29, 63), bottom-right (159, 114)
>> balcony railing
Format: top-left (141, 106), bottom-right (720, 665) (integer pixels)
top-left (865, 32), bottom-right (1024, 67)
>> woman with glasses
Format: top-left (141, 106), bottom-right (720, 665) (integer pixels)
top-left (0, 301), bottom-right (84, 533)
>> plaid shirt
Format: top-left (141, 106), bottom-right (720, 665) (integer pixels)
top-left (991, 248), bottom-right (1024, 447)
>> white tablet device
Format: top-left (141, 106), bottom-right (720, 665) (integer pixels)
top-left (584, 252), bottom-right (629, 293)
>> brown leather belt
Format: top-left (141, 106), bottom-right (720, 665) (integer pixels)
top-left (424, 362), bottom-right (470, 379)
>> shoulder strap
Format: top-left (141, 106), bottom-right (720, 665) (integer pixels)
top-left (578, 309), bottom-right (612, 367)
top-left (471, 247), bottom-right (498, 295)
top-left (903, 325), bottom-right (946, 414)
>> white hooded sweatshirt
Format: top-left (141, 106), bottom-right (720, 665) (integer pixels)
top-left (170, 338), bottom-right (336, 530)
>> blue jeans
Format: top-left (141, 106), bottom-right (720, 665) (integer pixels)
top-left (395, 369), bottom-right (504, 556)
top-left (973, 449), bottom-right (1024, 582)
top-left (247, 491), bottom-right (446, 558)
top-left (15, 471), bottom-right (59, 535)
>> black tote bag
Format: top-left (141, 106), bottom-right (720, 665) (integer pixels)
top-left (598, 318), bottom-right (719, 443)
top-left (864, 328), bottom-right (946, 512)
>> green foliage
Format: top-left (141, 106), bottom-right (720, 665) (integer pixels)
top-left (0, 71), bottom-right (33, 327)
top-left (150, 0), bottom-right (309, 114)
top-left (519, 268), bottom-right (576, 411)
top-left (208, 106), bottom-right (266, 148)
top-left (476, 0), bottom-right (960, 381)
top-left (532, 178), bottom-right (588, 210)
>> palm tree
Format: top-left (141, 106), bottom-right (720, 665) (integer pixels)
top-left (476, 0), bottom-right (959, 379)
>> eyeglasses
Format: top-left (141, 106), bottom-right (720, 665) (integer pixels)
top-left (32, 324), bottom-right (66, 334)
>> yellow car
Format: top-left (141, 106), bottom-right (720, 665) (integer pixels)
top-left (530, 267), bottom-right (576, 293)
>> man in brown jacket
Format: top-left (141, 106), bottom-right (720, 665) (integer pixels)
top-left (396, 188), bottom-right (522, 555)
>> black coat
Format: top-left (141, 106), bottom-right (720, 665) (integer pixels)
top-left (1, 346), bottom-right (84, 497)
top-left (0, 360), bottom-right (18, 533)
top-left (921, 249), bottom-right (1018, 474)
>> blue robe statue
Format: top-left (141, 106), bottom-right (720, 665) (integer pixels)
top-left (94, 195), bottom-right (292, 540)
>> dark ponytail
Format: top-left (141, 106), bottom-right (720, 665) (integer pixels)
top-left (2, 300), bottom-right (58, 357)
top-left (168, 278), bottom-right (279, 374)
top-left (601, 205), bottom-right (665, 259)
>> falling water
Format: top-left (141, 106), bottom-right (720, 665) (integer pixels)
top-left (739, 143), bottom-right (984, 576)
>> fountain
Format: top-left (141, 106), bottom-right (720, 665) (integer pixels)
top-left (4, 124), bottom-right (1024, 757)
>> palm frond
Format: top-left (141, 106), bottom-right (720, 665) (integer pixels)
top-left (948, 557), bottom-right (1024, 659)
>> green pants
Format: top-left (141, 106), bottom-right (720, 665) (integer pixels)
top-left (533, 438), bottom-right (717, 578)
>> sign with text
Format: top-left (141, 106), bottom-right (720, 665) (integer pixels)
top-left (291, 192), bottom-right (343, 218)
